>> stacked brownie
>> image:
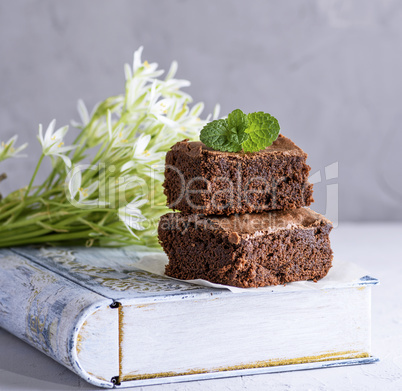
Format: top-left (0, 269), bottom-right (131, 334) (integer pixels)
top-left (158, 134), bottom-right (333, 288)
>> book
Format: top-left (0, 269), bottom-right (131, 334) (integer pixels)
top-left (0, 246), bottom-right (378, 388)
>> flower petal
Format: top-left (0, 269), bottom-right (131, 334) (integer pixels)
top-left (124, 63), bottom-right (133, 81)
top-left (86, 180), bottom-right (99, 197)
top-left (54, 153), bottom-right (72, 168)
top-left (38, 124), bottom-right (44, 145)
top-left (213, 103), bottom-right (221, 120)
top-left (68, 169), bottom-right (81, 199)
top-left (165, 61), bottom-right (178, 81)
top-left (133, 134), bottom-right (151, 157)
top-left (77, 99), bottom-right (89, 126)
top-left (44, 120), bottom-right (57, 144)
top-left (133, 46), bottom-right (144, 74)
top-left (52, 125), bottom-right (69, 141)
top-left (55, 145), bottom-right (76, 154)
top-left (189, 102), bottom-right (204, 118)
top-left (107, 110), bottom-right (113, 141)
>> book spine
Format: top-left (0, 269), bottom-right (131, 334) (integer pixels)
top-left (0, 249), bottom-right (114, 388)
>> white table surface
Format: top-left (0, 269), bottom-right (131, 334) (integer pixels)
top-left (1, 223), bottom-right (401, 391)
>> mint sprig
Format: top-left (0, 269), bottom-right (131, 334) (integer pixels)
top-left (200, 109), bottom-right (280, 153)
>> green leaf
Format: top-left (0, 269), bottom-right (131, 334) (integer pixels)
top-left (242, 112), bottom-right (280, 152)
top-left (200, 109), bottom-right (280, 153)
top-left (200, 109), bottom-right (249, 152)
top-left (227, 109), bottom-right (248, 141)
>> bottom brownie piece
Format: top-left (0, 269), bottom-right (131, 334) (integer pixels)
top-left (158, 208), bottom-right (333, 288)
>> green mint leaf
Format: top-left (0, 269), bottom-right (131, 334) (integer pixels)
top-left (200, 109), bottom-right (280, 153)
top-left (227, 109), bottom-right (248, 142)
top-left (241, 112), bottom-right (280, 152)
top-left (200, 109), bottom-right (248, 152)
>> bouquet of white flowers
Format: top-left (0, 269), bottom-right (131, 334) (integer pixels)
top-left (0, 47), bottom-right (219, 248)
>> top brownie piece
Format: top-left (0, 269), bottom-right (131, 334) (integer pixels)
top-left (163, 134), bottom-right (314, 215)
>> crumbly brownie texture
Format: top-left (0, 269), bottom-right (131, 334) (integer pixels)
top-left (159, 208), bottom-right (333, 288)
top-left (163, 134), bottom-right (314, 216)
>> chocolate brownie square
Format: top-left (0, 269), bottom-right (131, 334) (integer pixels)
top-left (158, 208), bottom-right (333, 288)
top-left (163, 135), bottom-right (314, 216)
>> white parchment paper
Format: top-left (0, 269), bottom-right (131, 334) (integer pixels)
top-left (134, 252), bottom-right (375, 294)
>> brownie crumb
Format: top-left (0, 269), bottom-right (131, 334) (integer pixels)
top-left (228, 232), bottom-right (241, 245)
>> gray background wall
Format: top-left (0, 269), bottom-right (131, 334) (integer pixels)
top-left (0, 0), bottom-right (401, 222)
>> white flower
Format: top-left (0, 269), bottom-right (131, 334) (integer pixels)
top-left (68, 171), bottom-right (98, 206)
top-left (71, 99), bottom-right (90, 128)
top-left (72, 97), bottom-right (126, 148)
top-left (111, 125), bottom-right (133, 149)
top-left (38, 120), bottom-right (76, 167)
top-left (125, 46), bottom-right (164, 81)
top-left (0, 135), bottom-right (28, 162)
top-left (118, 196), bottom-right (147, 238)
top-left (66, 166), bottom-right (105, 208)
top-left (150, 97), bottom-right (175, 117)
top-left (121, 134), bottom-right (165, 171)
top-left (159, 62), bottom-right (192, 101)
top-left (107, 110), bottom-right (133, 148)
top-left (133, 133), bottom-right (151, 156)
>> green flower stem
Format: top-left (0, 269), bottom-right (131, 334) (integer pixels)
top-left (0, 200), bottom-right (35, 223)
top-left (1, 229), bottom-right (94, 248)
top-left (1, 201), bottom-right (52, 225)
top-left (77, 139), bottom-right (114, 187)
top-left (0, 228), bottom-right (40, 243)
top-left (40, 172), bottom-right (59, 194)
top-left (51, 214), bottom-right (91, 229)
top-left (0, 206), bottom-right (118, 241)
top-left (92, 224), bottom-right (130, 236)
top-left (91, 133), bottom-right (117, 165)
top-left (0, 228), bottom-right (52, 243)
top-left (6, 187), bottom-right (70, 225)
top-left (0, 201), bottom-right (22, 220)
top-left (125, 114), bottom-right (147, 138)
top-left (98, 211), bottom-right (112, 226)
top-left (0, 199), bottom-right (21, 213)
top-left (24, 153), bottom-right (45, 198)
top-left (0, 193), bottom-right (65, 226)
top-left (77, 217), bottom-right (110, 235)
top-left (70, 124), bottom-right (92, 157)
top-left (0, 209), bottom-right (82, 232)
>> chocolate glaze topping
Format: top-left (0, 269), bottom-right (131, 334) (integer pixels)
top-left (171, 134), bottom-right (306, 157)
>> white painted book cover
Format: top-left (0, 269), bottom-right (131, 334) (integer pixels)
top-left (0, 246), bottom-right (378, 388)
